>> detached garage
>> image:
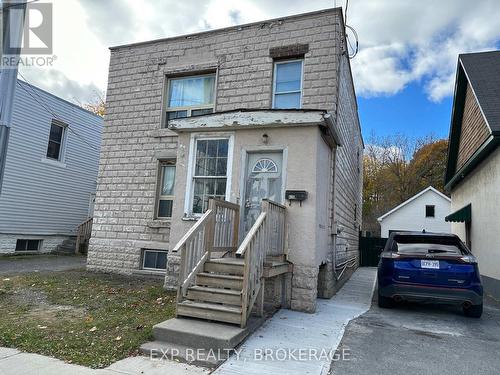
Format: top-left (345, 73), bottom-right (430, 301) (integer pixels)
top-left (377, 186), bottom-right (451, 238)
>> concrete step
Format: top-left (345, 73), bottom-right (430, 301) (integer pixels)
top-left (177, 300), bottom-right (242, 325)
top-left (62, 237), bottom-right (77, 246)
top-left (187, 285), bottom-right (241, 305)
top-left (53, 244), bottom-right (75, 255)
top-left (140, 340), bottom-right (227, 368)
top-left (196, 273), bottom-right (243, 290)
top-left (151, 317), bottom-right (249, 351)
top-left (204, 258), bottom-right (244, 276)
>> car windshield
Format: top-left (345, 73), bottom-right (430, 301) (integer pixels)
top-left (392, 236), bottom-right (467, 256)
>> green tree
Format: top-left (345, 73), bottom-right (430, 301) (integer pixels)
top-left (362, 134), bottom-right (449, 236)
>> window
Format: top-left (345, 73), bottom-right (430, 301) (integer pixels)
top-left (165, 74), bottom-right (216, 126)
top-left (142, 249), bottom-right (168, 270)
top-left (252, 158), bottom-right (278, 173)
top-left (425, 205), bottom-right (435, 218)
top-left (46, 120), bottom-right (66, 160)
top-left (16, 239), bottom-right (42, 252)
top-left (391, 235), bottom-right (468, 256)
top-left (157, 161), bottom-right (176, 218)
top-left (191, 138), bottom-right (229, 214)
top-left (273, 60), bottom-right (303, 109)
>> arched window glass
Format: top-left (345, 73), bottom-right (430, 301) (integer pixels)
top-left (252, 158), bottom-right (278, 173)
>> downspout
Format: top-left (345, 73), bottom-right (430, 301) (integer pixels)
top-left (0, 0), bottom-right (27, 194)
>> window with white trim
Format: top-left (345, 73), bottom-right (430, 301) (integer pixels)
top-left (46, 120), bottom-right (66, 160)
top-left (156, 161), bottom-right (176, 218)
top-left (190, 138), bottom-right (230, 214)
top-left (273, 60), bottom-right (303, 109)
top-left (164, 74), bottom-right (216, 126)
top-left (142, 249), bottom-right (168, 271)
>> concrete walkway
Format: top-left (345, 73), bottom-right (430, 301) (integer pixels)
top-left (0, 348), bottom-right (209, 375)
top-left (0, 255), bottom-right (86, 275)
top-left (214, 267), bottom-right (377, 375)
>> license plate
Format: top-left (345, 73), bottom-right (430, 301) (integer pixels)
top-left (421, 260), bottom-right (440, 269)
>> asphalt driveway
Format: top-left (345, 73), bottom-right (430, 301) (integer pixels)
top-left (0, 255), bottom-right (86, 275)
top-left (330, 291), bottom-right (500, 375)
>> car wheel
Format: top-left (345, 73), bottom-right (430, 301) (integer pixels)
top-left (463, 303), bottom-right (483, 318)
top-left (378, 291), bottom-right (393, 308)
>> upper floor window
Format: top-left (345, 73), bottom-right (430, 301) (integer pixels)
top-left (46, 120), bottom-right (66, 161)
top-left (273, 60), bottom-right (303, 109)
top-left (165, 74), bottom-right (216, 126)
top-left (425, 205), bottom-right (435, 218)
top-left (156, 160), bottom-right (176, 218)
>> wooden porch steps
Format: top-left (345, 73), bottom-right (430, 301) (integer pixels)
top-left (177, 300), bottom-right (242, 325)
top-left (177, 256), bottom-right (245, 325)
top-left (175, 198), bottom-right (290, 328)
top-left (195, 272), bottom-right (244, 289)
top-left (204, 258), bottom-right (244, 275)
top-left (187, 285), bottom-right (241, 305)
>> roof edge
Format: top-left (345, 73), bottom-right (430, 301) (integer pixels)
top-left (377, 186), bottom-right (450, 222)
top-left (17, 79), bottom-right (104, 121)
top-left (109, 7), bottom-right (341, 50)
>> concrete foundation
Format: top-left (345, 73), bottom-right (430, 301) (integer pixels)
top-left (0, 234), bottom-right (70, 255)
top-left (291, 264), bottom-right (319, 313)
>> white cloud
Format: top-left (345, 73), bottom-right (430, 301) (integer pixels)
top-left (16, 0), bottom-right (500, 104)
top-left (348, 0), bottom-right (500, 101)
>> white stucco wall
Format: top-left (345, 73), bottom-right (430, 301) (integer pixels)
top-left (450, 147), bottom-right (500, 281)
top-left (169, 125), bottom-right (324, 267)
top-left (379, 189), bottom-right (451, 238)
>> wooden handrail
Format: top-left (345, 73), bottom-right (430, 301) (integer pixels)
top-left (238, 199), bottom-right (287, 327)
top-left (75, 217), bottom-right (93, 255)
top-left (175, 198), bottom-right (240, 303)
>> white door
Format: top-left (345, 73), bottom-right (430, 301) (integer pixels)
top-left (242, 152), bottom-right (284, 234)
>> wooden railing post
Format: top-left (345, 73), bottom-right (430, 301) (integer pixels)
top-left (207, 199), bottom-right (216, 259)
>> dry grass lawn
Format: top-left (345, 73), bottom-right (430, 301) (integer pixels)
top-left (0, 269), bottom-right (176, 368)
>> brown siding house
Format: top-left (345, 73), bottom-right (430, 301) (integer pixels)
top-left (445, 50), bottom-right (500, 299)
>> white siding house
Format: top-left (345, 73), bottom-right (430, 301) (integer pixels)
top-left (377, 187), bottom-right (451, 238)
top-left (0, 80), bottom-right (103, 254)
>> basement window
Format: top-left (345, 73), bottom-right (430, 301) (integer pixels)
top-left (15, 239), bottom-right (42, 252)
top-left (142, 249), bottom-right (168, 271)
top-left (425, 205), bottom-right (435, 218)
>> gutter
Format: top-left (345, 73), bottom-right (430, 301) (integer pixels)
top-left (445, 135), bottom-right (500, 191)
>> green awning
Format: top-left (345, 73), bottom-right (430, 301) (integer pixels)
top-left (445, 204), bottom-right (471, 223)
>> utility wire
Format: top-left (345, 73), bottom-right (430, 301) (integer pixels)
top-left (16, 72), bottom-right (99, 151)
top-left (345, 0), bottom-right (349, 25)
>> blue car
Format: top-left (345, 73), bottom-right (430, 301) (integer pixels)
top-left (377, 231), bottom-right (483, 318)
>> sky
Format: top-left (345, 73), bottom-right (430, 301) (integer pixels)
top-left (17, 0), bottom-right (500, 140)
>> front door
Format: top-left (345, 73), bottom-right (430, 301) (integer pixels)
top-left (242, 152), bottom-right (284, 234)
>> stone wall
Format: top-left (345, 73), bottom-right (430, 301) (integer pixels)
top-left (88, 9), bottom-right (344, 276)
top-left (87, 8), bottom-right (363, 313)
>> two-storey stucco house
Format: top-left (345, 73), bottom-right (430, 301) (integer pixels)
top-left (0, 79), bottom-right (103, 254)
top-left (444, 51), bottom-right (500, 299)
top-left (87, 8), bottom-right (363, 318)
